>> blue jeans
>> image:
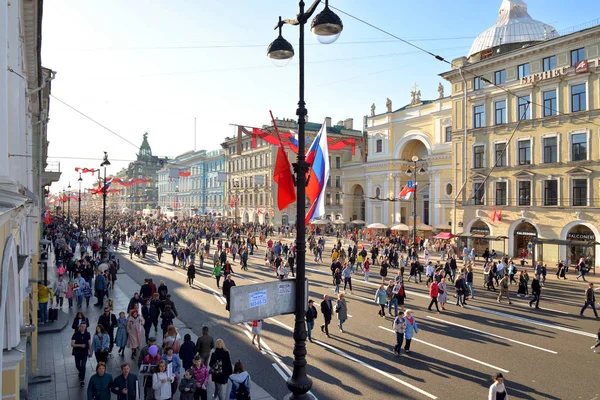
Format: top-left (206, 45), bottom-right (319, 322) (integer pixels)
top-left (388, 297), bottom-right (398, 316)
top-left (306, 321), bottom-right (314, 339)
top-left (335, 284), bottom-right (340, 294)
top-left (338, 319), bottom-right (345, 330)
top-left (39, 302), bottom-right (48, 323)
top-left (466, 282), bottom-right (474, 297)
top-left (76, 294), bottom-right (83, 307)
top-left (581, 301), bottom-right (598, 317)
top-left (394, 332), bottom-right (404, 353)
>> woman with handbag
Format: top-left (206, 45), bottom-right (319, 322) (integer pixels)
top-left (91, 324), bottom-right (110, 363)
top-left (209, 339), bottom-right (232, 400)
top-left (335, 294), bottom-right (348, 333)
top-left (437, 278), bottom-right (448, 311)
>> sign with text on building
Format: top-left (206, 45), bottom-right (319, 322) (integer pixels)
top-left (229, 278), bottom-right (308, 324)
top-left (520, 57), bottom-right (600, 85)
top-left (567, 232), bottom-right (595, 241)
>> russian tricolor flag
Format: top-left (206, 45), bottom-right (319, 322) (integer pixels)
top-left (305, 122), bottom-right (330, 225)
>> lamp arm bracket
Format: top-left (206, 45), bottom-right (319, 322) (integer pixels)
top-left (274, 0), bottom-right (322, 28)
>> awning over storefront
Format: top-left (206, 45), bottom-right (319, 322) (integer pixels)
top-left (456, 233), bottom-right (508, 241)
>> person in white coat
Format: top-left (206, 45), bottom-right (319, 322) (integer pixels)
top-left (488, 372), bottom-right (509, 399)
top-left (152, 359), bottom-right (173, 400)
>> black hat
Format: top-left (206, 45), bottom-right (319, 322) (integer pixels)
top-left (148, 337), bottom-right (156, 342)
top-left (308, 299), bottom-right (314, 303)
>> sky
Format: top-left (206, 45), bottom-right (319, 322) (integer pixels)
top-left (42, 0), bottom-right (600, 194)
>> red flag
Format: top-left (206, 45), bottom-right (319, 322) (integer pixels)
top-left (271, 111), bottom-right (296, 210)
top-left (497, 209), bottom-right (502, 221)
top-left (490, 209), bottom-right (497, 222)
top-left (42, 209), bottom-right (52, 225)
top-left (179, 171), bottom-right (191, 177)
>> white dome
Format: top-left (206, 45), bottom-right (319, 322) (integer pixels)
top-left (468, 0), bottom-right (559, 58)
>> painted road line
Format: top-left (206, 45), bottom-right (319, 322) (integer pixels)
top-left (313, 338), bottom-right (438, 399)
top-left (213, 293), bottom-right (225, 305)
top-left (271, 319), bottom-right (436, 399)
top-left (272, 363), bottom-right (289, 380)
top-left (425, 316), bottom-right (558, 354)
top-left (379, 326), bottom-right (509, 373)
top-left (465, 304), bottom-right (596, 338)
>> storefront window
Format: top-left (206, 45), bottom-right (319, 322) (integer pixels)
top-left (566, 225), bottom-right (595, 266)
top-left (513, 222), bottom-right (537, 258)
top-left (470, 220), bottom-right (491, 255)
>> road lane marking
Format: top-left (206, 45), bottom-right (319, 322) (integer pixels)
top-left (465, 305), bottom-right (597, 338)
top-left (378, 327), bottom-right (509, 373)
top-left (213, 293), bottom-right (225, 305)
top-left (272, 363), bottom-right (289, 380)
top-left (425, 316), bottom-right (557, 354)
top-left (269, 318), bottom-right (436, 399)
top-left (313, 338), bottom-right (438, 399)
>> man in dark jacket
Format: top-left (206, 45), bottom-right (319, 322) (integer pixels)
top-left (222, 275), bottom-right (236, 311)
top-left (195, 326), bottom-right (214, 366)
top-left (93, 270), bottom-right (107, 307)
top-left (139, 279), bottom-right (152, 300)
top-left (529, 275), bottom-right (542, 309)
top-left (111, 362), bottom-right (139, 400)
top-left (162, 294), bottom-right (179, 317)
top-left (97, 307), bottom-right (118, 352)
top-left (179, 333), bottom-right (197, 370)
top-left (320, 294), bottom-right (333, 338)
top-left (141, 299), bottom-right (157, 342)
top-left (305, 299), bottom-right (318, 342)
top-left (580, 282), bottom-right (598, 318)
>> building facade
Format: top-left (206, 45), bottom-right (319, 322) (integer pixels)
top-left (203, 149), bottom-right (226, 217)
top-left (221, 117), bottom-right (364, 225)
top-left (442, 0), bottom-right (600, 265)
top-left (344, 93), bottom-right (453, 228)
top-left (1, 0), bottom-right (59, 398)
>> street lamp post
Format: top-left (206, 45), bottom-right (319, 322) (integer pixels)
top-left (62, 188), bottom-right (66, 219)
top-left (405, 156), bottom-right (426, 248)
top-left (267, 2), bottom-right (343, 398)
top-left (100, 152), bottom-right (111, 262)
top-left (78, 173), bottom-right (83, 228)
top-left (67, 182), bottom-right (72, 222)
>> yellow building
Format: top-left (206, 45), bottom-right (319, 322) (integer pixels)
top-left (441, 0), bottom-right (600, 266)
top-left (343, 91), bottom-right (453, 229)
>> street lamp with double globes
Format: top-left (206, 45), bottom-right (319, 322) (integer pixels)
top-left (78, 173), bottom-right (83, 228)
top-left (406, 156), bottom-right (426, 248)
top-left (267, 1), bottom-right (342, 399)
top-left (100, 152), bottom-right (111, 262)
top-left (67, 182), bottom-right (72, 222)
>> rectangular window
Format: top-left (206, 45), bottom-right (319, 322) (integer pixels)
top-left (571, 84), bottom-right (586, 112)
top-left (572, 179), bottom-right (587, 206)
top-left (544, 180), bottom-right (558, 206)
top-left (517, 63), bottom-right (530, 80)
top-left (445, 126), bottom-right (452, 142)
top-left (494, 70), bottom-right (506, 85)
top-left (335, 176), bottom-right (341, 188)
top-left (473, 182), bottom-right (485, 205)
top-left (335, 193), bottom-right (341, 205)
top-left (543, 137), bottom-right (557, 163)
top-left (518, 95), bottom-right (530, 120)
top-left (473, 145), bottom-right (485, 169)
top-left (376, 139), bottom-right (383, 153)
top-left (495, 182), bottom-right (507, 206)
top-left (494, 143), bottom-right (506, 167)
top-left (518, 181), bottom-right (531, 206)
top-left (494, 100), bottom-right (506, 125)
top-left (571, 48), bottom-right (585, 66)
top-left (543, 90), bottom-right (557, 117)
top-left (518, 140), bottom-right (531, 165)
top-left (543, 55), bottom-right (556, 72)
top-left (335, 157), bottom-right (341, 169)
top-left (327, 176), bottom-right (331, 187)
top-left (473, 77), bottom-right (482, 90)
top-left (571, 133), bottom-right (587, 161)
top-left (473, 105), bottom-right (485, 128)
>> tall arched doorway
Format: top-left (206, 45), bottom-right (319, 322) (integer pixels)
top-left (469, 219), bottom-right (491, 254)
top-left (351, 185), bottom-right (365, 221)
top-left (513, 221), bottom-right (538, 258)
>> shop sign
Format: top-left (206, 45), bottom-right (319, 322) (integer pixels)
top-left (567, 232), bottom-right (595, 241)
top-left (515, 230), bottom-right (537, 236)
top-left (575, 60), bottom-right (588, 74)
top-left (471, 228), bottom-right (490, 234)
top-left (520, 66), bottom-right (568, 84)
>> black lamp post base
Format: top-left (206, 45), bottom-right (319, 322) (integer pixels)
top-left (284, 377), bottom-right (314, 400)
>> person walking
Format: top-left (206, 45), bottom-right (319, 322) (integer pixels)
top-left (94, 270), bottom-right (108, 307)
top-left (98, 307), bottom-right (118, 353)
top-left (576, 257), bottom-right (588, 281)
top-left (363, 259), bottom-right (371, 282)
top-left (305, 299), bottom-right (318, 342)
top-left (179, 334), bottom-right (197, 371)
top-left (222, 275), bottom-right (236, 312)
top-left (226, 361), bottom-right (251, 400)
top-left (488, 372), bottom-right (509, 399)
top-left (195, 326), bottom-right (214, 366)
top-left (115, 312), bottom-right (128, 356)
top-left (209, 339), bottom-right (233, 400)
top-left (466, 266), bottom-right (475, 299)
top-left (37, 281), bottom-right (53, 325)
top-left (187, 262), bottom-right (196, 286)
top-left (162, 346), bottom-right (182, 395)
top-left (52, 274), bottom-right (68, 309)
top-left (403, 309), bottom-right (419, 354)
top-left (392, 313), bottom-right (407, 356)
top-left (580, 282), bottom-right (598, 318)
top-left (71, 320), bottom-right (92, 386)
top-left (428, 280), bottom-right (440, 312)
top-left (213, 263), bottom-right (223, 289)
top-left (87, 362), bottom-right (113, 400)
top-left (92, 324), bottom-right (110, 363)
top-left (142, 299), bottom-right (157, 342)
top-left (375, 284), bottom-right (387, 317)
top-left (529, 275), bottom-right (542, 309)
top-left (152, 359), bottom-right (173, 400)
top-left (333, 268), bottom-right (342, 294)
top-left (497, 275), bottom-right (512, 305)
top-left (179, 369), bottom-right (197, 400)
top-left (335, 293), bottom-right (348, 333)
top-left (455, 274), bottom-right (467, 307)
top-left (191, 355), bottom-right (209, 400)
top-left (342, 263), bottom-right (353, 294)
top-left (250, 319), bottom-right (263, 350)
top-left (320, 294), bottom-right (333, 338)
top-left (126, 309), bottom-right (144, 359)
top-left (110, 362), bottom-right (139, 400)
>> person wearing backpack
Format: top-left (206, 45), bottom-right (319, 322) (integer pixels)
top-left (209, 339), bottom-right (233, 400)
top-left (226, 360), bottom-right (251, 400)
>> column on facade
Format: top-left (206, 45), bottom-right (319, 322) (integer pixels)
top-left (382, 175), bottom-right (389, 225)
top-left (431, 170), bottom-right (440, 228)
top-left (392, 174), bottom-right (398, 223)
top-left (366, 175), bottom-right (373, 223)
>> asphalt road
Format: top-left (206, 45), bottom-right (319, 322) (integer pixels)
top-left (115, 237), bottom-right (599, 400)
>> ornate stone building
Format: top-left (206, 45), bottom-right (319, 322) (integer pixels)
top-left (441, 0), bottom-right (600, 266)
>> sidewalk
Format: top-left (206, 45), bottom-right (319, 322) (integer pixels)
top-left (28, 266), bottom-right (276, 400)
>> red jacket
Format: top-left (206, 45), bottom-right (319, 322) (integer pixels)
top-left (429, 282), bottom-right (439, 298)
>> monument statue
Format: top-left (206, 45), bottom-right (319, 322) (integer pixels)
top-left (370, 103), bottom-right (376, 116)
top-left (386, 98), bottom-right (392, 113)
top-left (438, 82), bottom-right (445, 99)
top-left (410, 83), bottom-right (421, 105)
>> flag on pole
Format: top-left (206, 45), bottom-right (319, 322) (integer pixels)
top-left (398, 181), bottom-right (416, 200)
top-left (305, 120), bottom-right (330, 224)
top-left (42, 209), bottom-right (52, 225)
top-left (270, 111), bottom-right (296, 211)
top-left (70, 193), bottom-right (79, 202)
top-left (490, 208), bottom-right (498, 222)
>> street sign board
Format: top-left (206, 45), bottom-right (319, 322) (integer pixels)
top-left (229, 279), bottom-right (308, 324)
